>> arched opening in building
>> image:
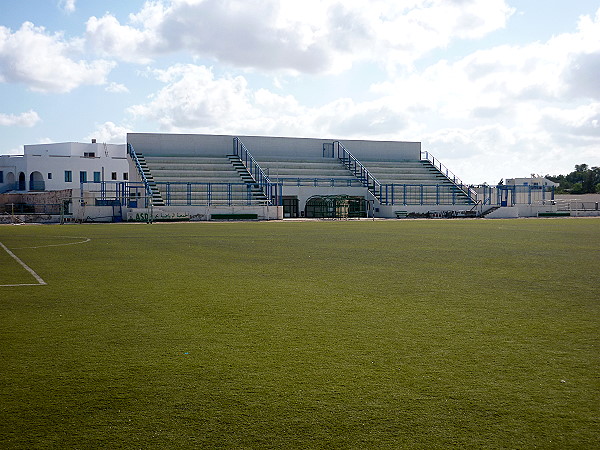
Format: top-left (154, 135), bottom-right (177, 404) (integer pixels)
top-left (18, 172), bottom-right (26, 190)
top-left (29, 171), bottom-right (45, 191)
top-left (305, 195), bottom-right (366, 219)
top-left (5, 172), bottom-right (15, 190)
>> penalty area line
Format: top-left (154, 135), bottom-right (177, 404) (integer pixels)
top-left (0, 241), bottom-right (47, 286)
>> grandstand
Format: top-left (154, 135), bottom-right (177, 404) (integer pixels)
top-left (0, 134), bottom-right (568, 222)
top-left (126, 133), bottom-right (477, 219)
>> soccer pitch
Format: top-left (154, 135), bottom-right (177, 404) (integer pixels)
top-left (1, 219), bottom-right (598, 448)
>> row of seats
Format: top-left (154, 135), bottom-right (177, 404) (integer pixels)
top-left (360, 160), bottom-right (472, 204)
top-left (143, 155), bottom-right (265, 205)
top-left (139, 153), bottom-right (472, 206)
top-left (256, 157), bottom-right (358, 184)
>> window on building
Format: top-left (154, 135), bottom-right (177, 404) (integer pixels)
top-left (93, 171), bottom-right (101, 183)
top-left (80, 171), bottom-right (87, 183)
top-left (83, 152), bottom-right (96, 158)
top-left (111, 172), bottom-right (117, 180)
top-left (65, 170), bottom-right (72, 182)
top-left (123, 172), bottom-right (129, 180)
top-left (48, 173), bottom-right (52, 180)
top-left (0, 171), bottom-right (3, 183)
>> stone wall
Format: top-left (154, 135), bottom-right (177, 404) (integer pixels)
top-left (0, 189), bottom-right (72, 214)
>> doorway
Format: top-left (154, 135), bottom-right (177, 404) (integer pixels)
top-left (18, 172), bottom-right (26, 190)
top-left (282, 196), bottom-right (299, 218)
top-left (29, 171), bottom-right (45, 191)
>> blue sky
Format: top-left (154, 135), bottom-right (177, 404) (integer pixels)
top-left (1, 0), bottom-right (599, 184)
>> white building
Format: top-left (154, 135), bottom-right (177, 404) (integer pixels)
top-left (505, 176), bottom-right (559, 188)
top-left (0, 141), bottom-right (129, 193)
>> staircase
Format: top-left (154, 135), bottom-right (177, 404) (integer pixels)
top-left (480, 206), bottom-right (500, 217)
top-left (334, 141), bottom-right (382, 200)
top-left (227, 154), bottom-right (268, 201)
top-left (232, 137), bottom-right (279, 205)
top-left (420, 151), bottom-right (477, 204)
top-left (135, 153), bottom-right (165, 206)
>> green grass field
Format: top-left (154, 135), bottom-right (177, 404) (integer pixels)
top-left (1, 219), bottom-right (598, 448)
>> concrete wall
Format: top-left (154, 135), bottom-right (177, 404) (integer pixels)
top-left (125, 205), bottom-right (282, 221)
top-left (127, 133), bottom-right (421, 162)
top-left (0, 214), bottom-right (61, 224)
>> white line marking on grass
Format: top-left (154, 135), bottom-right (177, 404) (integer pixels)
top-left (12, 236), bottom-right (91, 249)
top-left (0, 241), bottom-right (47, 286)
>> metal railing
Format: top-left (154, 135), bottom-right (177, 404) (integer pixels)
top-left (157, 181), bottom-right (269, 206)
top-left (553, 199), bottom-right (599, 211)
top-left (232, 137), bottom-right (280, 205)
top-left (421, 151), bottom-right (478, 203)
top-left (127, 144), bottom-right (153, 200)
top-left (81, 179), bottom-right (281, 207)
top-left (80, 181), bottom-right (147, 207)
top-left (334, 141), bottom-right (381, 198)
top-left (471, 184), bottom-right (556, 207)
top-left (270, 177), bottom-right (364, 187)
top-left (377, 184), bottom-right (476, 206)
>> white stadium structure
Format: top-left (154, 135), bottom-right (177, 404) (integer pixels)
top-left (1, 133), bottom-right (595, 222)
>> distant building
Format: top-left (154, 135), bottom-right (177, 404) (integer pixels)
top-left (0, 141), bottom-right (129, 193)
top-left (505, 177), bottom-right (559, 188)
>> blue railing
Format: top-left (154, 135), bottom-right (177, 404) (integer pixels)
top-left (158, 181), bottom-right (271, 206)
top-left (494, 184), bottom-right (554, 207)
top-left (334, 141), bottom-right (381, 198)
top-left (80, 180), bottom-right (268, 207)
top-left (232, 137), bottom-right (280, 205)
top-left (420, 151), bottom-right (478, 203)
top-left (127, 144), bottom-right (153, 201)
top-left (270, 177), bottom-right (364, 187)
top-left (80, 181), bottom-right (146, 207)
top-left (377, 184), bottom-right (476, 206)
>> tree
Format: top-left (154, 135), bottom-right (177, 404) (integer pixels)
top-left (546, 164), bottom-right (600, 194)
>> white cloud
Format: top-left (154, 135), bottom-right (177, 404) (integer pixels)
top-left (125, 7), bottom-right (600, 182)
top-left (86, 14), bottom-right (158, 64)
top-left (0, 110), bottom-right (41, 127)
top-left (59, 0), bottom-right (76, 13)
top-left (128, 64), bottom-right (412, 138)
top-left (84, 122), bottom-right (131, 144)
top-left (541, 103), bottom-right (600, 141)
top-left (105, 82), bottom-right (130, 93)
top-left (2, 146), bottom-right (25, 155)
top-left (86, 0), bottom-right (514, 73)
top-left (0, 22), bottom-right (114, 93)
top-left (370, 8), bottom-right (600, 128)
top-left (129, 64), bottom-right (273, 132)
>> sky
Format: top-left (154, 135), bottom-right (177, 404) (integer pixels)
top-left (1, 0), bottom-right (599, 184)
